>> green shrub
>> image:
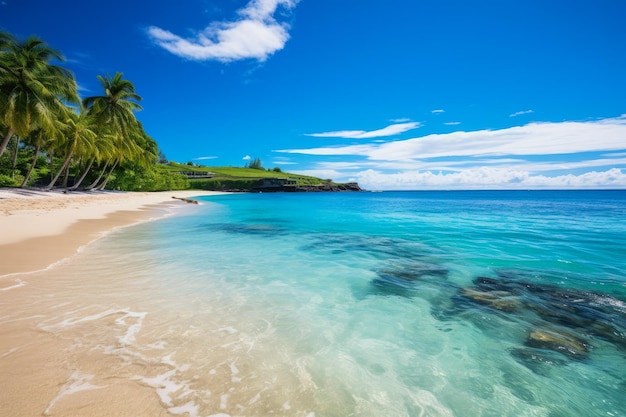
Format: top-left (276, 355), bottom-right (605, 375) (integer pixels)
top-left (190, 178), bottom-right (257, 191)
top-left (0, 174), bottom-right (18, 187)
top-left (108, 164), bottom-right (190, 191)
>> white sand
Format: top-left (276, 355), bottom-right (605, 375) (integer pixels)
top-left (0, 188), bottom-right (224, 275)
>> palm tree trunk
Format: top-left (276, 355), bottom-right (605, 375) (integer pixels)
top-left (48, 150), bottom-right (55, 183)
top-left (47, 150), bottom-right (74, 189)
top-left (20, 144), bottom-right (41, 188)
top-left (0, 129), bottom-right (15, 158)
top-left (62, 162), bottom-right (71, 188)
top-left (11, 137), bottom-right (21, 176)
top-left (70, 157), bottom-right (95, 190)
top-left (85, 161), bottom-right (109, 190)
top-left (96, 158), bottom-right (119, 190)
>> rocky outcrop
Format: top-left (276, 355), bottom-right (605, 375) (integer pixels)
top-left (251, 179), bottom-right (363, 192)
top-left (294, 182), bottom-right (363, 192)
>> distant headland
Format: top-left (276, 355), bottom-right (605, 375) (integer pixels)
top-left (167, 162), bottom-right (363, 193)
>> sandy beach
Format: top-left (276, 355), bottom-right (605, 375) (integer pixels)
top-left (0, 188), bottom-right (227, 417)
top-left (0, 188), bottom-right (222, 276)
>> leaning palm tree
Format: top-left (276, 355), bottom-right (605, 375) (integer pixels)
top-left (94, 127), bottom-right (144, 190)
top-left (19, 128), bottom-right (48, 187)
top-left (47, 111), bottom-right (97, 189)
top-left (0, 32), bottom-right (79, 157)
top-left (93, 130), bottom-right (158, 191)
top-left (69, 130), bottom-right (113, 190)
top-left (71, 127), bottom-right (122, 190)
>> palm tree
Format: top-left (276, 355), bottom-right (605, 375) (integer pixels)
top-left (47, 111), bottom-right (97, 189)
top-left (82, 72), bottom-right (142, 190)
top-left (94, 127), bottom-right (143, 190)
top-left (19, 128), bottom-right (48, 187)
top-left (71, 130), bottom-right (117, 190)
top-left (0, 32), bottom-right (79, 157)
top-left (82, 72), bottom-right (142, 136)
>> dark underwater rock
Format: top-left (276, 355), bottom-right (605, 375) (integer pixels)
top-left (525, 328), bottom-right (591, 359)
top-left (464, 271), bottom-right (626, 348)
top-left (301, 235), bottom-right (434, 261)
top-left (525, 289), bottom-right (626, 349)
top-left (378, 262), bottom-right (449, 281)
top-left (587, 320), bottom-right (626, 350)
top-left (458, 287), bottom-right (522, 313)
top-left (474, 274), bottom-right (544, 296)
top-left (510, 347), bottom-right (568, 376)
top-left (205, 222), bottom-right (289, 236)
top-left (370, 261), bottom-right (450, 297)
top-left (371, 275), bottom-right (416, 297)
top-left (440, 268), bottom-right (626, 371)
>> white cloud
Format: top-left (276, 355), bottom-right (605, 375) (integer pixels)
top-left (349, 168), bottom-right (626, 190)
top-left (510, 109), bottom-right (534, 117)
top-left (390, 118), bottom-right (412, 123)
top-left (280, 115), bottom-right (626, 190)
top-left (282, 116), bottom-right (626, 159)
top-left (432, 109), bottom-right (445, 114)
top-left (147, 0), bottom-right (299, 62)
top-left (444, 121), bottom-right (461, 126)
top-left (306, 122), bottom-right (422, 139)
top-left (194, 156), bottom-right (218, 160)
top-left (243, 155), bottom-right (251, 160)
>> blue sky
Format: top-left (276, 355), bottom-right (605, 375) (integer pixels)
top-left (2, 0), bottom-right (626, 189)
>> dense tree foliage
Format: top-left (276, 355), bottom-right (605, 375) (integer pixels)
top-left (0, 30), bottom-right (187, 191)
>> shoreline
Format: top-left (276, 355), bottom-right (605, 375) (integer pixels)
top-left (0, 189), bottom-right (229, 416)
top-left (0, 189), bottom-right (224, 278)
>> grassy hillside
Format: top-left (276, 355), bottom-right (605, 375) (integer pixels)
top-left (164, 162), bottom-right (329, 191)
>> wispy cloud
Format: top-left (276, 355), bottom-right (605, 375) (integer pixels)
top-left (147, 0), bottom-right (299, 62)
top-left (604, 152), bottom-right (626, 157)
top-left (444, 121), bottom-right (461, 126)
top-left (306, 122), bottom-right (422, 139)
top-left (308, 156), bottom-right (626, 174)
top-left (76, 82), bottom-right (90, 93)
top-left (284, 116), bottom-right (626, 159)
top-left (243, 155), bottom-right (251, 160)
top-left (194, 156), bottom-right (218, 160)
top-left (510, 109), bottom-right (534, 117)
top-left (431, 109), bottom-right (445, 114)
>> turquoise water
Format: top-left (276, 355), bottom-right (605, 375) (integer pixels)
top-left (46, 191), bottom-right (626, 416)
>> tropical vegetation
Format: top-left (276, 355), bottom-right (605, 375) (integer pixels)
top-left (0, 30), bottom-right (188, 191)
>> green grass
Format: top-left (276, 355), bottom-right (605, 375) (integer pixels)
top-left (163, 162), bottom-right (329, 190)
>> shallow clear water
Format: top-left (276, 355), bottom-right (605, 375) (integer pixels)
top-left (27, 191), bottom-right (626, 416)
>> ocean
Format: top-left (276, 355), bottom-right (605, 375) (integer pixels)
top-left (11, 190), bottom-right (626, 416)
